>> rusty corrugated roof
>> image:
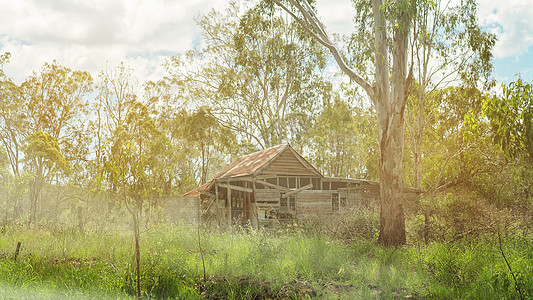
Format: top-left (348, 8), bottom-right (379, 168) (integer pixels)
top-left (182, 144), bottom-right (288, 197)
top-left (212, 144), bottom-right (287, 179)
top-left (182, 181), bottom-right (210, 197)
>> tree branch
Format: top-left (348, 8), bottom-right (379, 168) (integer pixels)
top-left (272, 0), bottom-right (375, 101)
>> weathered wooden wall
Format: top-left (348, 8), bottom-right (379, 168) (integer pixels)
top-left (296, 190), bottom-right (333, 218)
top-left (260, 150), bottom-right (319, 177)
top-left (255, 189), bottom-right (281, 225)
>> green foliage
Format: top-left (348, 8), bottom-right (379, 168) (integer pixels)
top-left (484, 78), bottom-right (533, 161)
top-left (481, 79), bottom-right (533, 202)
top-left (21, 61), bottom-right (93, 143)
top-left (174, 107), bottom-right (235, 184)
top-left (168, 1), bottom-right (330, 149)
top-left (0, 52), bottom-right (25, 176)
top-left (420, 236), bottom-right (533, 299)
top-left (13, 61), bottom-right (94, 224)
top-left (411, 87), bottom-right (492, 192)
top-left (23, 131), bottom-right (70, 175)
top-left (308, 97), bottom-right (378, 179)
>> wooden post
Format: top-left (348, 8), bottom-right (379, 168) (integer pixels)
top-left (251, 181), bottom-right (258, 230)
top-left (243, 187), bottom-right (247, 220)
top-left (226, 181), bottom-right (232, 226)
top-left (244, 182), bottom-right (248, 221)
top-left (215, 183), bottom-right (220, 226)
top-left (246, 192), bottom-right (249, 221)
top-left (13, 241), bottom-right (21, 261)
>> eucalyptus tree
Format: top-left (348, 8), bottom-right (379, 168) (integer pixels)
top-left (309, 97), bottom-right (378, 179)
top-left (91, 65), bottom-right (174, 296)
top-left (484, 79), bottom-right (533, 163)
top-left (104, 99), bottom-right (166, 298)
top-left (168, 1), bottom-right (330, 149)
top-left (0, 52), bottom-right (25, 176)
top-left (403, 0), bottom-right (495, 189)
top-left (413, 86), bottom-right (497, 242)
top-left (416, 87), bottom-right (482, 183)
top-left (0, 53), bottom-right (31, 221)
top-left (89, 63), bottom-right (138, 195)
top-left (273, 0), bottom-right (416, 245)
top-left (173, 108), bottom-right (235, 185)
top-left (23, 131), bottom-right (71, 223)
top-left (20, 62), bottom-right (92, 224)
top-left (144, 80), bottom-right (234, 193)
top-left (483, 79), bottom-right (533, 199)
top-left (142, 81), bottom-right (194, 194)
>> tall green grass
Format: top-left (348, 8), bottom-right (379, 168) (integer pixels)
top-left (0, 223), bottom-right (531, 299)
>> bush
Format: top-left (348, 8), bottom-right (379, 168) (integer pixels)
top-left (407, 186), bottom-right (517, 244)
top-left (295, 206), bottom-right (379, 243)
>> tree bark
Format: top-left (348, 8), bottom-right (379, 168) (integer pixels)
top-left (374, 0), bottom-right (409, 246)
top-left (29, 164), bottom-right (43, 226)
top-left (378, 122), bottom-right (406, 245)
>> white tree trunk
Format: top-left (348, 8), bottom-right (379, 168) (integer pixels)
top-left (374, 0), bottom-right (409, 245)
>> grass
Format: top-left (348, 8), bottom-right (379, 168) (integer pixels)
top-left (0, 222), bottom-right (531, 299)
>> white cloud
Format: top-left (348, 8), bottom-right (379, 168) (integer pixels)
top-left (0, 0), bottom-right (224, 84)
top-left (1, 0), bottom-right (530, 86)
top-left (316, 0), bottom-right (354, 37)
top-left (478, 0), bottom-right (533, 58)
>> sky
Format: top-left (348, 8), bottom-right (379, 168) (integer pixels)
top-left (0, 0), bottom-right (532, 86)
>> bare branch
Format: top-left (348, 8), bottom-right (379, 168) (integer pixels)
top-left (272, 0), bottom-right (375, 101)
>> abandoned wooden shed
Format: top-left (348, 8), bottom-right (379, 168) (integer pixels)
top-left (182, 144), bottom-right (418, 228)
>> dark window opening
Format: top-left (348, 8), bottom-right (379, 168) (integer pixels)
top-left (332, 193), bottom-right (339, 211)
top-left (330, 182), bottom-right (347, 190)
top-left (312, 178), bottom-right (321, 190)
top-left (289, 177), bottom-right (297, 189)
top-left (332, 192), bottom-right (347, 212)
top-left (279, 177), bottom-right (288, 188)
top-left (324, 181), bottom-right (331, 190)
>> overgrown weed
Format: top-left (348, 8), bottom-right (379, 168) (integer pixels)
top-left (0, 221), bottom-right (531, 299)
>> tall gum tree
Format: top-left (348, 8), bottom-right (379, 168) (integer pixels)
top-left (273, 0), bottom-right (415, 245)
top-left (168, 1), bottom-right (330, 150)
top-left (20, 62), bottom-right (92, 224)
top-left (144, 80), bottom-right (236, 191)
top-left (0, 52), bottom-right (25, 177)
top-left (143, 81), bottom-right (205, 193)
top-left (91, 63), bottom-right (137, 196)
top-left (404, 0), bottom-right (495, 190)
top-left (104, 99), bottom-right (166, 298)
